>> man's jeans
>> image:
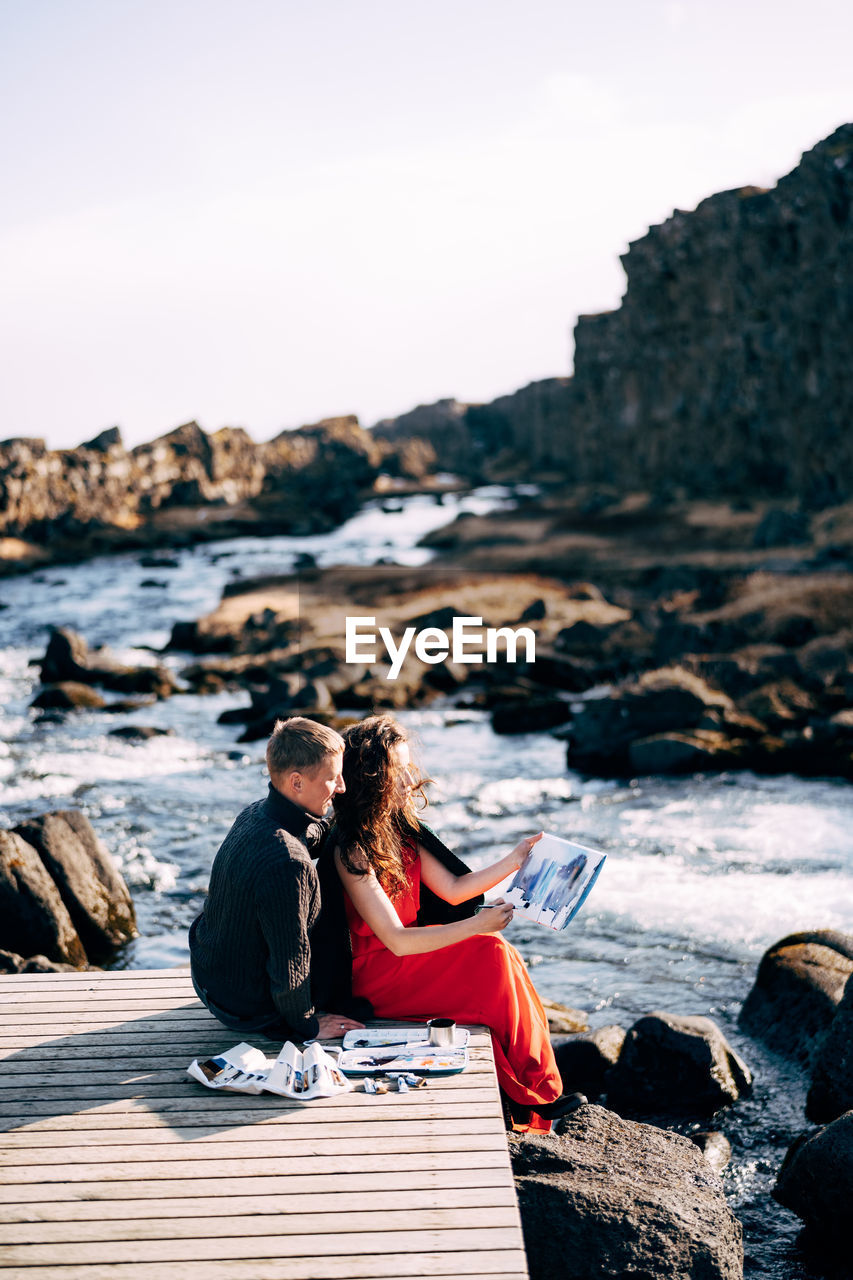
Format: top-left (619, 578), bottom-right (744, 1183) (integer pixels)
top-left (191, 972), bottom-right (292, 1040)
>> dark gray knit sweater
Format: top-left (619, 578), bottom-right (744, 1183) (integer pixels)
top-left (189, 783), bottom-right (324, 1040)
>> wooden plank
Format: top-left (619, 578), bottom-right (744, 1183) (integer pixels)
top-left (0, 995), bottom-right (202, 1011)
top-left (0, 1096), bottom-right (498, 1132)
top-left (0, 1103), bottom-right (499, 1139)
top-left (0, 1225), bottom-right (523, 1263)
top-left (0, 1080), bottom-right (494, 1111)
top-left (0, 1118), bottom-right (499, 1150)
top-left (0, 1205), bottom-right (518, 1243)
top-left (0, 1079), bottom-right (495, 1120)
top-left (0, 983), bottom-right (197, 1001)
top-left (0, 1185), bottom-right (517, 1222)
top-left (0, 1046), bottom-right (495, 1072)
top-left (0, 1038), bottom-right (494, 1063)
top-left (0, 1166), bottom-right (515, 1204)
top-left (0, 973), bottom-right (191, 991)
top-left (0, 1256), bottom-right (528, 1279)
top-left (0, 1064), bottom-right (493, 1093)
top-left (0, 1142), bottom-right (510, 1184)
top-left (0, 1136), bottom-right (504, 1172)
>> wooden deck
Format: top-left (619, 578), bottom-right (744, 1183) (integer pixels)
top-left (0, 968), bottom-right (528, 1279)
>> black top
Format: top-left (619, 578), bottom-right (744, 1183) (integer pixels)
top-left (189, 784), bottom-right (327, 1041)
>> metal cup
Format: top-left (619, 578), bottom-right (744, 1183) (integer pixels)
top-left (427, 1017), bottom-right (456, 1047)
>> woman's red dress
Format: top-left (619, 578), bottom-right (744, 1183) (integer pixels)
top-left (344, 846), bottom-right (563, 1131)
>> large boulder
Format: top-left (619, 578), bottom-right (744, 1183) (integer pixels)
top-left (628, 728), bottom-right (754, 774)
top-left (541, 998), bottom-right (589, 1036)
top-left (774, 1112), bottom-right (853, 1265)
top-left (0, 831), bottom-right (87, 966)
top-left (511, 1106), bottom-right (743, 1279)
top-left (38, 627), bottom-right (179, 698)
top-left (491, 695), bottom-right (572, 735)
top-left (739, 930), bottom-right (853, 1067)
top-left (567, 667), bottom-right (732, 774)
top-left (607, 1011), bottom-right (753, 1117)
top-left (14, 811), bottom-right (137, 963)
top-left (808, 976), bottom-right (853, 1122)
top-left (0, 948), bottom-right (80, 974)
top-left (554, 1025), bottom-right (626, 1100)
top-left (30, 681), bottom-right (107, 710)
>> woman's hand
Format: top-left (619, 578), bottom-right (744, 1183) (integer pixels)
top-left (472, 897), bottom-right (514, 934)
top-left (510, 831), bottom-right (544, 870)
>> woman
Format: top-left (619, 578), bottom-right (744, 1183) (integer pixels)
top-left (331, 713), bottom-right (583, 1131)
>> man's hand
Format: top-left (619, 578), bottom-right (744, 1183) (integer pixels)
top-left (316, 1012), bottom-right (366, 1039)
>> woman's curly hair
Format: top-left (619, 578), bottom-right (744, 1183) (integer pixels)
top-left (333, 714), bottom-right (429, 898)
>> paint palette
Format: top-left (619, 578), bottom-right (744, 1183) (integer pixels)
top-left (337, 1026), bottom-right (469, 1076)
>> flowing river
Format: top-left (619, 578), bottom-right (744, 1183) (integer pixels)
top-left (1, 487), bottom-right (851, 1279)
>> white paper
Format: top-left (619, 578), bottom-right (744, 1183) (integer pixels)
top-left (505, 833), bottom-right (606, 930)
top-left (187, 1039), bottom-right (352, 1099)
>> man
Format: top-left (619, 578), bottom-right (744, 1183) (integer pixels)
top-left (189, 717), bottom-right (364, 1041)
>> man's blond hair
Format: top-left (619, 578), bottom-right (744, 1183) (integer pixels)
top-left (266, 717), bottom-right (344, 779)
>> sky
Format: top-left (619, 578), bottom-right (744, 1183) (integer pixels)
top-left (1, 0), bottom-right (851, 451)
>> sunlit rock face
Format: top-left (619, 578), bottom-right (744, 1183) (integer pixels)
top-left (378, 124), bottom-right (853, 504)
top-left (0, 417), bottom-right (384, 549)
top-left (564, 123), bottom-right (853, 503)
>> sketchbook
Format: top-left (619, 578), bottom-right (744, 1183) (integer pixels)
top-left (505, 833), bottom-right (605, 930)
top-left (337, 1025), bottom-right (470, 1076)
top-left (187, 1039), bottom-right (352, 1099)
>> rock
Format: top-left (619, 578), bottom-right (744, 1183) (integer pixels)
top-left (372, 398), bottom-right (478, 477)
top-left (0, 830), bottom-right (87, 966)
top-left (39, 627), bottom-right (91, 682)
top-left (511, 1107), bottom-right (743, 1279)
top-left (38, 627), bottom-right (179, 698)
top-left (688, 646), bottom-right (802, 699)
top-left (774, 1112), bottom-right (853, 1264)
top-left (82, 426), bottom-right (123, 452)
top-left (554, 1025), bottom-right (626, 1099)
top-left (739, 679), bottom-right (818, 729)
top-left (796, 632), bottom-right (853, 689)
top-left (491, 695), bottom-right (572, 735)
top-left (0, 948), bottom-right (80, 974)
top-left (230, 676), bottom-right (337, 742)
top-left (808, 976), bottom-right (853, 1122)
top-left (108, 726), bottom-right (175, 741)
top-left (607, 1011), bottom-right (753, 1117)
top-left (259, 416), bottom-right (383, 526)
top-left (567, 667), bottom-right (731, 774)
top-left (139, 553), bottom-right (180, 568)
top-left (752, 508), bottom-right (811, 548)
top-left (689, 1131), bottom-right (732, 1175)
top-left (555, 618), bottom-right (620, 654)
top-left (739, 930), bottom-right (853, 1067)
top-left (628, 729), bottom-right (747, 774)
top-left (541, 998), bottom-right (589, 1036)
top-left (520, 647), bottom-right (597, 692)
top-left (421, 657), bottom-right (470, 692)
top-left (13, 812), bottom-right (137, 964)
top-left (99, 697), bottom-right (157, 713)
top-left (30, 682), bottom-right (107, 710)
top-left (518, 598), bottom-right (547, 623)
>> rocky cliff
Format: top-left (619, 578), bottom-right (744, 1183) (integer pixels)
top-left (0, 416), bottom-right (399, 559)
top-left (377, 123), bottom-right (853, 503)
